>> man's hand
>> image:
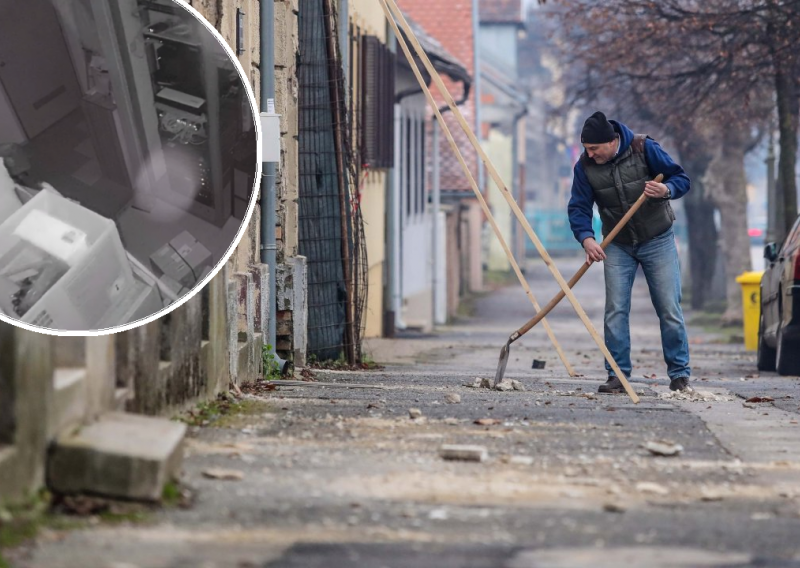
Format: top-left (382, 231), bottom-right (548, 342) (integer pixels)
top-left (583, 237), bottom-right (606, 264)
top-left (644, 180), bottom-right (669, 199)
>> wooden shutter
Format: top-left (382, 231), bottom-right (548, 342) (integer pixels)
top-left (360, 35), bottom-right (395, 168)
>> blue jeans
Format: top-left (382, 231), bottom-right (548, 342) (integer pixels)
top-left (603, 228), bottom-right (691, 380)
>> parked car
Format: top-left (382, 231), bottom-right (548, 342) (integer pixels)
top-left (758, 216), bottom-right (800, 375)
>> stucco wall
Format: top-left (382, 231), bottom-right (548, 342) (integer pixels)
top-left (350, 0), bottom-right (387, 41)
top-left (361, 171), bottom-right (387, 338)
top-left (189, 0), bottom-right (299, 271)
top-left (485, 129), bottom-right (513, 272)
top-left (349, 0), bottom-right (389, 339)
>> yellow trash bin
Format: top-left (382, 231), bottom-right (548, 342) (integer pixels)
top-left (735, 271), bottom-right (765, 351)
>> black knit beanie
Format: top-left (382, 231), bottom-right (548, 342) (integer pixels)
top-left (581, 111), bottom-right (616, 144)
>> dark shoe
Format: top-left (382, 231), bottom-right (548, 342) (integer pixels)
top-left (598, 376), bottom-right (624, 394)
top-left (669, 376), bottom-right (691, 392)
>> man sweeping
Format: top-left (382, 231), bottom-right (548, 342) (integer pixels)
top-left (568, 111), bottom-right (692, 394)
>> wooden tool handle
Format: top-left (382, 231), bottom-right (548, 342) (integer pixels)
top-left (510, 174), bottom-right (664, 342)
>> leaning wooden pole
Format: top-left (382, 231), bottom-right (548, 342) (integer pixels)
top-left (376, 0), bottom-right (576, 377)
top-left (324, 0), bottom-right (356, 365)
top-left (382, 0), bottom-right (638, 403)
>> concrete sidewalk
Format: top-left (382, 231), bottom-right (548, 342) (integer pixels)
top-left (7, 256), bottom-right (800, 568)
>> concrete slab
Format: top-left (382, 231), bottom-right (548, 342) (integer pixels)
top-left (48, 412), bottom-right (186, 502)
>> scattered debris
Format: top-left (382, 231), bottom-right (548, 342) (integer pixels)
top-left (202, 468), bottom-right (245, 481)
top-left (222, 442), bottom-right (256, 453)
top-left (603, 502), bottom-right (627, 514)
top-left (699, 487), bottom-right (725, 502)
top-left (659, 390), bottom-right (732, 402)
top-left (264, 380), bottom-right (387, 389)
top-left (428, 508), bottom-right (449, 520)
top-left (299, 368), bottom-right (317, 381)
top-left (643, 440), bottom-right (683, 457)
top-left (54, 495), bottom-right (114, 516)
top-left (745, 396), bottom-right (775, 403)
top-left (500, 454), bottom-right (534, 466)
top-left (408, 408), bottom-right (423, 419)
top-left (439, 444), bottom-right (488, 462)
top-left (241, 381), bottom-right (277, 395)
top-left (531, 359), bottom-right (546, 370)
top-left (464, 378), bottom-right (525, 391)
top-left (445, 393), bottom-right (461, 404)
top-left (443, 417), bottom-right (460, 425)
top-left (635, 482), bottom-right (669, 496)
top-left (510, 455), bottom-right (534, 466)
top-left (474, 418), bottom-right (501, 426)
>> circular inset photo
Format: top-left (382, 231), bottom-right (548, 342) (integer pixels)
top-left (0, 0), bottom-right (258, 333)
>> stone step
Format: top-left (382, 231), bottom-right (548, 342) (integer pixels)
top-left (48, 412), bottom-right (186, 502)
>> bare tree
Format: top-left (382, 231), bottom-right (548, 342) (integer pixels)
top-left (544, 0), bottom-right (784, 320)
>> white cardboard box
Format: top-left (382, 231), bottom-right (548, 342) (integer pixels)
top-left (149, 231), bottom-right (212, 291)
top-left (0, 189), bottom-right (134, 330)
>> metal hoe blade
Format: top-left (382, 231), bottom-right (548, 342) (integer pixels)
top-left (494, 339), bottom-right (512, 388)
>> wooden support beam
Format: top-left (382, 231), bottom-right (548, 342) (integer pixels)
top-left (378, 0), bottom-right (575, 377)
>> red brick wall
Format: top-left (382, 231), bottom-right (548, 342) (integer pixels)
top-left (399, 0), bottom-right (479, 192)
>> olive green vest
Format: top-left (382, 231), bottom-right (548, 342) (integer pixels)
top-left (581, 134), bottom-right (675, 246)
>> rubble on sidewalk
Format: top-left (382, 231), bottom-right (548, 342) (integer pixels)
top-left (745, 396), bottom-right (775, 403)
top-left (500, 455), bottom-right (534, 466)
top-left (445, 393), bottom-right (461, 404)
top-left (603, 502), bottom-right (627, 513)
top-left (439, 444), bottom-right (488, 462)
top-left (635, 481), bottom-right (670, 495)
top-left (408, 408), bottom-right (423, 419)
top-left (474, 418), bottom-right (501, 426)
top-left (643, 440), bottom-right (684, 457)
top-left (202, 468), bottom-right (245, 481)
top-left (659, 390), bottom-right (733, 402)
top-left (463, 377), bottom-right (525, 391)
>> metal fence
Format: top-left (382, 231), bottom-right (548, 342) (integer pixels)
top-left (297, 0), bottom-right (367, 364)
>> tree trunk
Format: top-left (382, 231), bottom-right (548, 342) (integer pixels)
top-left (703, 125), bottom-right (753, 325)
top-left (773, 38), bottom-right (799, 242)
top-left (675, 132), bottom-right (717, 310)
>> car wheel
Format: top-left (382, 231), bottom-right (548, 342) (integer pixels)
top-left (776, 320), bottom-right (800, 376)
top-left (757, 312), bottom-right (776, 372)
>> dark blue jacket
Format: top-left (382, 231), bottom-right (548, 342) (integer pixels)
top-left (568, 120), bottom-right (690, 244)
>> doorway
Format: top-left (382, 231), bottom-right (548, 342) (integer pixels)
top-left (0, 0), bottom-right (81, 139)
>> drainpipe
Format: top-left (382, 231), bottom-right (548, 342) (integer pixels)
top-left (261, 0), bottom-right (290, 375)
top-left (390, 102), bottom-right (404, 332)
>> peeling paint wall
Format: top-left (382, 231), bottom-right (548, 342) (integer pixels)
top-left (191, 0), bottom-right (302, 360)
top-left (189, 0), bottom-right (299, 272)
